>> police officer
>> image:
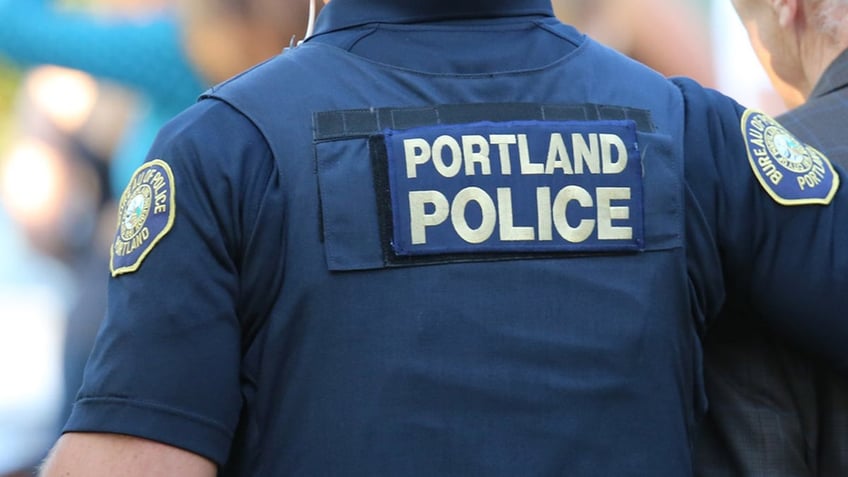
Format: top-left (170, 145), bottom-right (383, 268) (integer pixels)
top-left (40, 0), bottom-right (848, 476)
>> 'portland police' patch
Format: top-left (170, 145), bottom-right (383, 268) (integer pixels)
top-left (110, 159), bottom-right (175, 276)
top-left (742, 110), bottom-right (839, 205)
top-left (382, 119), bottom-right (645, 258)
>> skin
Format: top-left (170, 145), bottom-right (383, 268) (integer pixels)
top-left (39, 434), bottom-right (217, 477)
top-left (731, 0), bottom-right (848, 107)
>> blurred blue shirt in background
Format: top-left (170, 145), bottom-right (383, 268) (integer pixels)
top-left (0, 205), bottom-right (70, 474)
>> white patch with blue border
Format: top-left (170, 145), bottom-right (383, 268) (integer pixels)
top-left (110, 159), bottom-right (176, 276)
top-left (742, 110), bottom-right (839, 205)
top-left (383, 120), bottom-right (645, 257)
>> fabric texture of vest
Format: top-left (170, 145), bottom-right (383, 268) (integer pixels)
top-left (204, 35), bottom-right (696, 476)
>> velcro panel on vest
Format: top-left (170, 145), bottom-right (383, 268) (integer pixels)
top-left (314, 103), bottom-right (679, 271)
top-left (314, 103), bottom-right (655, 141)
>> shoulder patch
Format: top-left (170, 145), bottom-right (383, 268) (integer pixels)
top-left (110, 159), bottom-right (176, 276)
top-left (741, 109), bottom-right (839, 205)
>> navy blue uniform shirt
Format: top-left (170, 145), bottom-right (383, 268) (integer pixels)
top-left (66, 1), bottom-right (848, 475)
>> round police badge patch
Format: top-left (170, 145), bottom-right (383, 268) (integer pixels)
top-left (110, 159), bottom-right (176, 276)
top-left (741, 110), bottom-right (839, 205)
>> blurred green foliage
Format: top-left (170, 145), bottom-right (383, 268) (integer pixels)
top-left (0, 60), bottom-right (22, 153)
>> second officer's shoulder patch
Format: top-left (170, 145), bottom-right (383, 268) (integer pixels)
top-left (741, 109), bottom-right (839, 205)
top-left (110, 159), bottom-right (176, 277)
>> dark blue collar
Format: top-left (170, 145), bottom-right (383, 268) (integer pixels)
top-left (312, 0), bottom-right (555, 35)
top-left (810, 48), bottom-right (848, 99)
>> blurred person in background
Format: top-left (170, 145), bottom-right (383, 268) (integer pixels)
top-left (0, 0), bottom-right (200, 196)
top-left (0, 0), bottom-right (318, 474)
top-left (696, 0), bottom-right (848, 475)
top-left (0, 64), bottom-right (126, 477)
top-left (0, 0), bottom-right (317, 195)
top-left (0, 202), bottom-right (69, 477)
top-left (551, 0), bottom-right (716, 86)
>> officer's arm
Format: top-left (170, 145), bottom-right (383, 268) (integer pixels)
top-left (39, 432), bottom-right (216, 477)
top-left (676, 77), bottom-right (848, 370)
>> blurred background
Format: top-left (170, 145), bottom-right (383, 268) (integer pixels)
top-left (0, 0), bottom-right (782, 475)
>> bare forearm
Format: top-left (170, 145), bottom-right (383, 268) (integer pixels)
top-left (40, 433), bottom-right (217, 477)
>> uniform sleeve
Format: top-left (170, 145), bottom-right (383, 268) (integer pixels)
top-left (63, 99), bottom-right (278, 465)
top-left (675, 77), bottom-right (848, 372)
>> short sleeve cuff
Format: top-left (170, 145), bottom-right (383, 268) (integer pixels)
top-left (63, 396), bottom-right (233, 466)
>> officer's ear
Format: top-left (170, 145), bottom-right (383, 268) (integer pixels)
top-left (770, 0), bottom-right (798, 28)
